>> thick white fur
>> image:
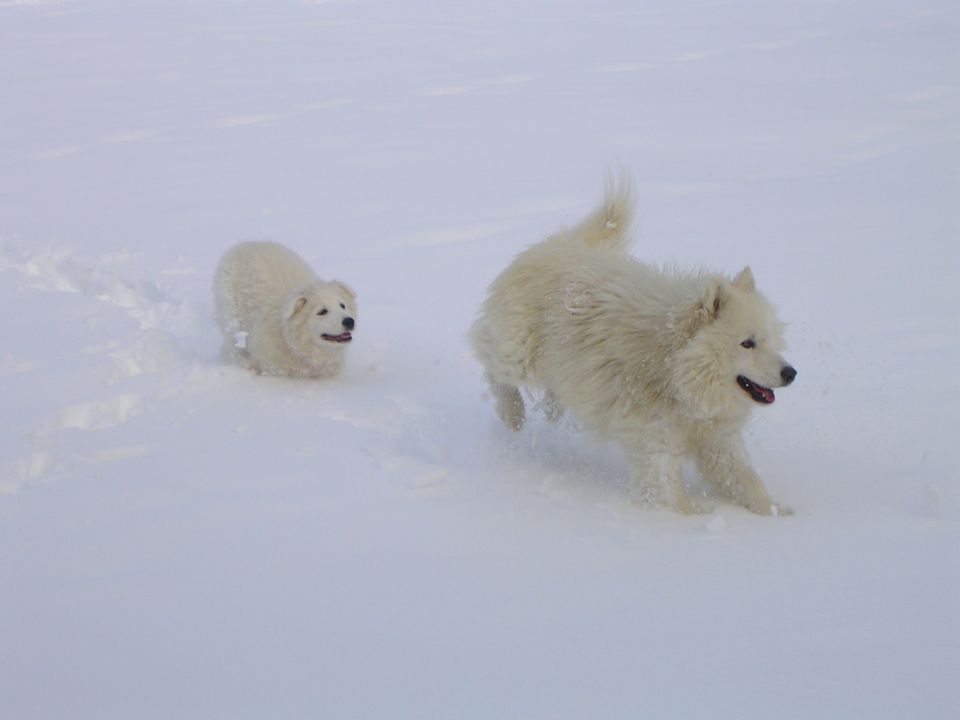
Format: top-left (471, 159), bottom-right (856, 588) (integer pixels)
top-left (214, 241), bottom-right (357, 378)
top-left (470, 179), bottom-right (796, 515)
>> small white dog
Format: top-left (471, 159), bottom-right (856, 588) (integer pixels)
top-left (470, 180), bottom-right (797, 515)
top-left (214, 241), bottom-right (357, 378)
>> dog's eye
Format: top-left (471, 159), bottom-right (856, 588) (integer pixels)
top-left (340, 303), bottom-right (345, 310)
top-left (317, 308), bottom-right (328, 316)
top-left (741, 339), bottom-right (755, 349)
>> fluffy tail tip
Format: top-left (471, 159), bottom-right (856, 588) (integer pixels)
top-left (579, 170), bottom-right (635, 250)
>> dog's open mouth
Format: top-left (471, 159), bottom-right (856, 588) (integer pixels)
top-left (737, 375), bottom-right (775, 404)
top-left (321, 332), bottom-right (352, 343)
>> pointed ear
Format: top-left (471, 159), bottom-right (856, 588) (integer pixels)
top-left (283, 295), bottom-right (308, 320)
top-left (732, 266), bottom-right (755, 292)
top-left (695, 278), bottom-right (726, 324)
top-left (333, 280), bottom-right (356, 300)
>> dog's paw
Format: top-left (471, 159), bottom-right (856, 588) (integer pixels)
top-left (674, 495), bottom-right (709, 515)
top-left (631, 486), bottom-right (706, 515)
top-left (745, 500), bottom-right (793, 516)
top-left (500, 414), bottom-right (524, 432)
top-left (769, 502), bottom-right (793, 517)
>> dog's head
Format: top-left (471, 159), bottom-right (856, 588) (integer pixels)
top-left (282, 279), bottom-right (358, 355)
top-left (672, 267), bottom-right (796, 419)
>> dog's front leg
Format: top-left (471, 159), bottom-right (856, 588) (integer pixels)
top-left (693, 427), bottom-right (791, 516)
top-left (625, 430), bottom-right (697, 514)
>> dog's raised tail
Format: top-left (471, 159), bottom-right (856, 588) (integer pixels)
top-left (570, 173), bottom-right (635, 252)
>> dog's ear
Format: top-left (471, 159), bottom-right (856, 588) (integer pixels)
top-left (283, 295), bottom-right (308, 320)
top-left (696, 278), bottom-right (726, 324)
top-left (333, 280), bottom-right (356, 301)
top-left (732, 266), bottom-right (755, 292)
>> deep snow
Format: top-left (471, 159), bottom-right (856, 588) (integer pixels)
top-left (1, 0), bottom-right (958, 718)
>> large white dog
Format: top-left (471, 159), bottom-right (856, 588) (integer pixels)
top-left (214, 241), bottom-right (357, 378)
top-left (470, 180), bottom-right (797, 515)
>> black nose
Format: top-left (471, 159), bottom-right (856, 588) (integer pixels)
top-left (781, 366), bottom-right (797, 385)
top-left (342, 316), bottom-right (355, 330)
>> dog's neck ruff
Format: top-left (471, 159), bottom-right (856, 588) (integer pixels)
top-left (284, 336), bottom-right (347, 377)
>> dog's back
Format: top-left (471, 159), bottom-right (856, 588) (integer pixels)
top-left (470, 178), bottom-right (633, 420)
top-left (214, 241), bottom-right (316, 335)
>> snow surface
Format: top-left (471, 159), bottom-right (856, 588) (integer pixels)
top-left (1, 0), bottom-right (958, 717)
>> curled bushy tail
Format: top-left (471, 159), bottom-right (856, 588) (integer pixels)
top-left (568, 173), bottom-right (635, 252)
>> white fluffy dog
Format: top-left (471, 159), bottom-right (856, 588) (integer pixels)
top-left (470, 180), bottom-right (797, 515)
top-left (214, 241), bottom-right (357, 378)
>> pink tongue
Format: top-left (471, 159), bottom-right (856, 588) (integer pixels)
top-left (762, 387), bottom-right (775, 403)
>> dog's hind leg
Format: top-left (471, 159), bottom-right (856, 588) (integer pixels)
top-left (540, 388), bottom-right (564, 424)
top-left (485, 373), bottom-right (525, 431)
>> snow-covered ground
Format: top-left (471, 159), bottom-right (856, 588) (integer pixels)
top-left (1, 0), bottom-right (957, 717)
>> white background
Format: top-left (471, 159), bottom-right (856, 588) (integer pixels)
top-left (1, 1), bottom-right (957, 717)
